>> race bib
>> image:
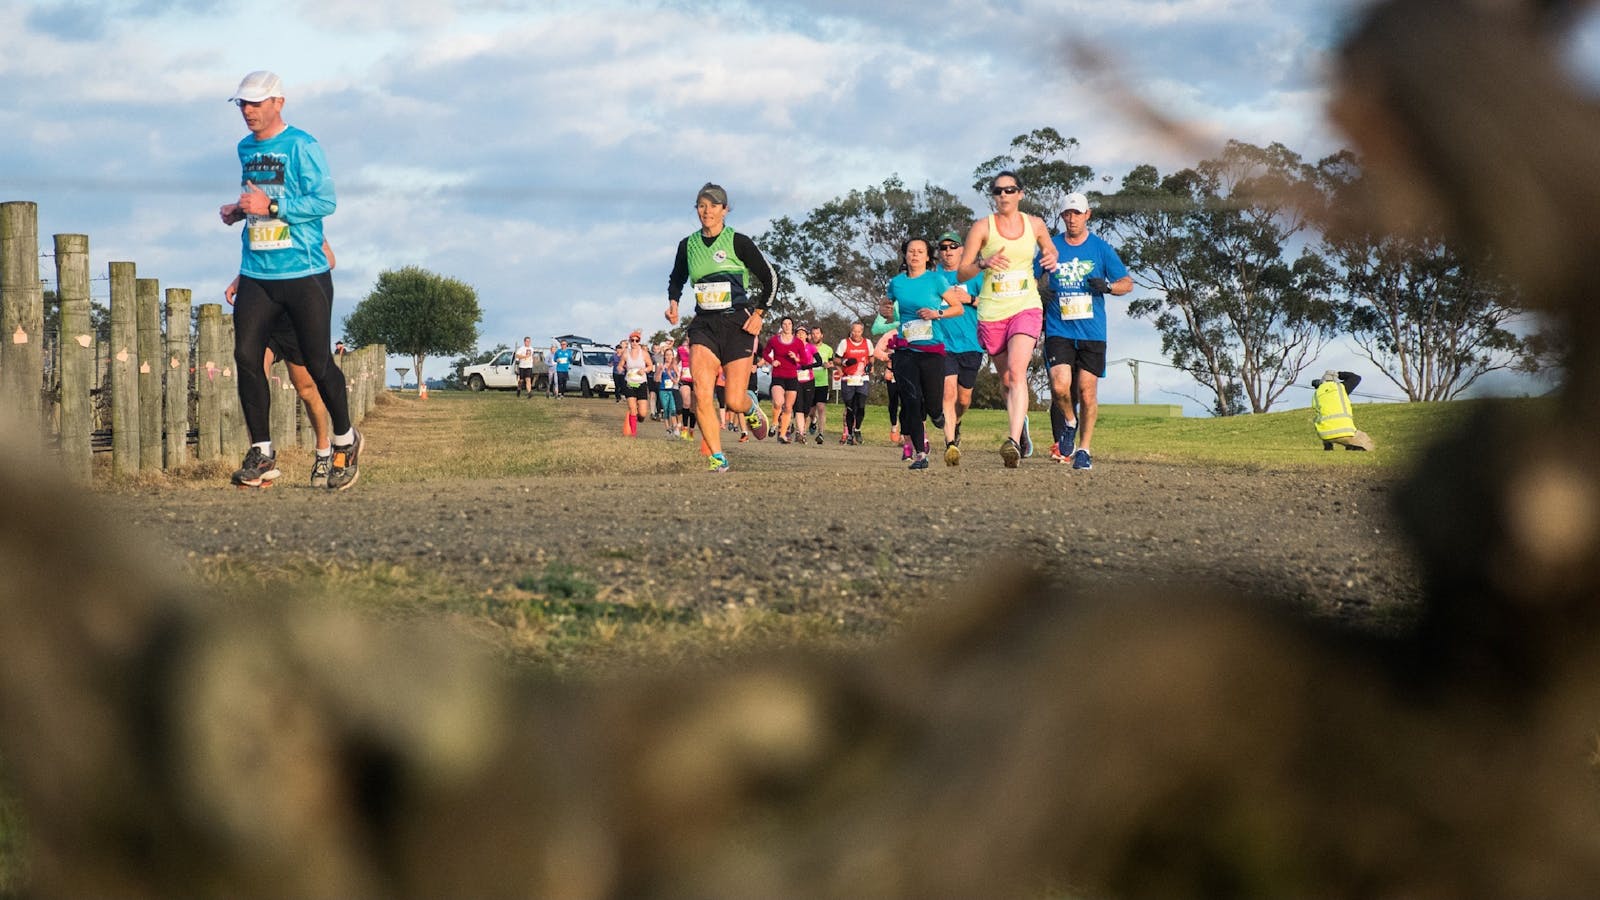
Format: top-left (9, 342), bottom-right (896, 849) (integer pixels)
top-left (1059, 292), bottom-right (1093, 321)
top-left (844, 374), bottom-right (867, 386)
top-left (902, 318), bottom-right (935, 343)
top-left (693, 281), bottom-right (732, 310)
top-left (626, 371), bottom-right (646, 387)
top-left (988, 269), bottom-right (1031, 298)
top-left (247, 215), bottom-right (291, 251)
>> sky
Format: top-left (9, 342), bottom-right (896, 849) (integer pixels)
top-left (4, 0), bottom-right (1595, 412)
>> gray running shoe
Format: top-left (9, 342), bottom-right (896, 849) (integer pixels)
top-left (231, 446), bottom-right (279, 487)
top-left (309, 452), bottom-right (331, 488)
top-left (326, 429), bottom-right (363, 491)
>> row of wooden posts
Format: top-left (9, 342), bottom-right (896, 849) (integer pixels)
top-left (1, 200), bottom-right (386, 482)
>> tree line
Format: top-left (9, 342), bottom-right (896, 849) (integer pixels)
top-left (758, 128), bottom-right (1554, 415)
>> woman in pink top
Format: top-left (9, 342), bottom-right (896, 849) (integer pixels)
top-left (762, 316), bottom-right (806, 444)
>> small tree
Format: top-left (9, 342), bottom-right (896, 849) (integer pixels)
top-left (344, 267), bottom-right (481, 391)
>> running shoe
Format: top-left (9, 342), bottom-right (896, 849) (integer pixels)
top-left (739, 432), bottom-right (750, 443)
top-left (231, 446), bottom-right (279, 487)
top-left (814, 431), bottom-right (823, 445)
top-left (745, 407), bottom-right (769, 440)
top-left (326, 429), bottom-right (363, 491)
top-left (890, 427), bottom-right (901, 444)
top-left (1049, 443), bottom-right (1068, 464)
top-left (1019, 418), bottom-right (1034, 458)
top-left (1000, 437), bottom-right (1021, 469)
top-left (309, 452), bottom-right (331, 488)
top-left (679, 430), bottom-right (693, 441)
top-left (1060, 421), bottom-right (1078, 455)
top-left (777, 434), bottom-right (790, 445)
top-left (1072, 448), bottom-right (1093, 470)
top-left (840, 431), bottom-right (849, 444)
top-left (902, 441), bottom-right (913, 461)
top-left (945, 442), bottom-right (961, 467)
top-left (708, 453), bottom-right (730, 473)
top-left (909, 453), bottom-right (929, 470)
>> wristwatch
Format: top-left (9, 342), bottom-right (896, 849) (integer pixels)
top-left (268, 200), bottom-right (279, 217)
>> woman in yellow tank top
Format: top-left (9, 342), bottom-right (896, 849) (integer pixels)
top-left (955, 170), bottom-right (1059, 467)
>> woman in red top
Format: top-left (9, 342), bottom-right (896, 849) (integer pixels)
top-left (762, 316), bottom-right (806, 444)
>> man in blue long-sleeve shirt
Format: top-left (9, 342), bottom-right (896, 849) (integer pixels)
top-left (219, 70), bottom-right (361, 490)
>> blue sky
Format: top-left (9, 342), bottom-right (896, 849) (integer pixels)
top-left (4, 0), bottom-right (1592, 410)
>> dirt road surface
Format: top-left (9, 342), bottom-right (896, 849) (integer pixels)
top-left (106, 399), bottom-right (1421, 634)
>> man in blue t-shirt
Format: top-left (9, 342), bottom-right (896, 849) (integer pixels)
top-left (219, 70), bottom-right (362, 490)
top-left (1038, 193), bottom-right (1133, 470)
top-left (552, 341), bottom-right (573, 398)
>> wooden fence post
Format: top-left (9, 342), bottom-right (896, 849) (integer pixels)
top-left (1, 201), bottom-right (45, 435)
top-left (195, 304), bottom-right (223, 462)
top-left (136, 278), bottom-right (162, 472)
top-left (219, 317), bottom-right (246, 461)
top-left (163, 288), bottom-right (192, 470)
top-left (53, 234), bottom-right (93, 482)
top-left (108, 261), bottom-right (140, 477)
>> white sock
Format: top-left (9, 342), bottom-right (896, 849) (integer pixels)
top-left (316, 447), bottom-right (332, 458)
top-left (333, 429), bottom-right (355, 446)
top-left (253, 440), bottom-right (273, 456)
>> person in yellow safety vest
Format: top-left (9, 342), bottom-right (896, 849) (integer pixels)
top-left (1312, 369), bottom-right (1375, 451)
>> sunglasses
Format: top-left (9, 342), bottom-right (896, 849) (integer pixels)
top-left (991, 185), bottom-right (1022, 196)
top-left (938, 242), bottom-right (961, 250)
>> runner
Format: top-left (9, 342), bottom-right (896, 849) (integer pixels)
top-left (619, 331), bottom-right (654, 436)
top-left (609, 342), bottom-right (626, 403)
top-left (218, 70), bottom-right (361, 490)
top-left (835, 322), bottom-right (873, 444)
top-left (1040, 192), bottom-right (1133, 469)
top-left (762, 316), bottom-right (805, 445)
top-left (933, 231), bottom-right (986, 466)
top-left (792, 326), bottom-right (816, 444)
top-left (956, 170), bottom-right (1059, 468)
top-left (809, 325), bottom-right (834, 444)
top-left (870, 300), bottom-right (904, 451)
top-left (657, 348), bottom-right (682, 437)
top-left (884, 237), bottom-right (956, 471)
top-left (552, 340), bottom-right (573, 398)
top-left (515, 336), bottom-right (538, 398)
top-left (675, 337), bottom-right (696, 443)
top-left (664, 182), bottom-right (774, 472)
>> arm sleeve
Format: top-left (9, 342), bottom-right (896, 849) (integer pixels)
top-left (734, 232), bottom-right (777, 309)
top-left (667, 238), bottom-right (691, 302)
top-left (284, 139), bottom-right (336, 223)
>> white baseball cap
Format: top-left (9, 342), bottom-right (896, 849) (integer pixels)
top-left (229, 71), bottom-right (284, 103)
top-left (1061, 192), bottom-right (1091, 214)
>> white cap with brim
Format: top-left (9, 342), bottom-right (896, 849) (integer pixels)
top-left (229, 70), bottom-right (284, 103)
top-left (1061, 192), bottom-right (1091, 215)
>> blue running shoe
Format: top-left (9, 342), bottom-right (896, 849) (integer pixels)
top-left (1071, 448), bottom-right (1093, 470)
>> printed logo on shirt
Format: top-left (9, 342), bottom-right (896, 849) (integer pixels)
top-left (1055, 257), bottom-right (1096, 287)
top-left (713, 250), bottom-right (728, 263)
